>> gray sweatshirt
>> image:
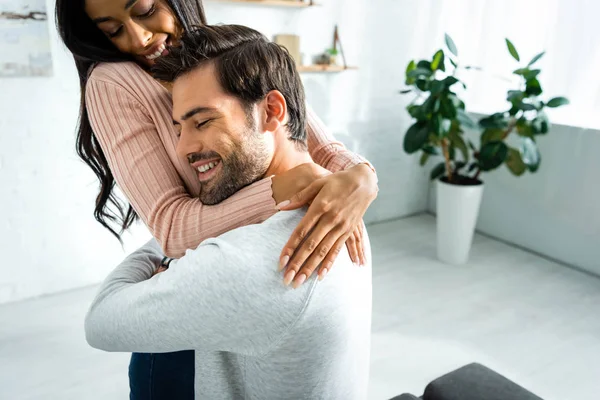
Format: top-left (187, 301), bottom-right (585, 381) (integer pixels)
top-left (85, 210), bottom-right (372, 399)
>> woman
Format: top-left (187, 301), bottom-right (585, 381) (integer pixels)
top-left (56, 0), bottom-right (378, 398)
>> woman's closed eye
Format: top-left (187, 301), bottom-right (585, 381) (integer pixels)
top-left (136, 3), bottom-right (156, 19)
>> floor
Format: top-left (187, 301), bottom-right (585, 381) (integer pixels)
top-left (1, 214), bottom-right (598, 400)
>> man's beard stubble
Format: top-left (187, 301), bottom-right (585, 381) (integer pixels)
top-left (198, 123), bottom-right (270, 205)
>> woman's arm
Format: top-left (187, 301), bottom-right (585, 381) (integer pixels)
top-left (86, 78), bottom-right (277, 258)
top-left (280, 107), bottom-right (379, 286)
top-left (306, 106), bottom-right (372, 173)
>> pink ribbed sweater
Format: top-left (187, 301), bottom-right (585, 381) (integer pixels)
top-left (85, 61), bottom-right (368, 258)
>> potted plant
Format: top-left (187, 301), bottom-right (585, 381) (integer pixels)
top-left (400, 34), bottom-right (569, 265)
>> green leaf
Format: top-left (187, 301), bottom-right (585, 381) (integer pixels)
top-left (433, 115), bottom-right (452, 137)
top-left (403, 121), bottom-right (430, 154)
top-left (468, 162), bottom-right (478, 172)
top-left (399, 89), bottom-right (412, 94)
top-left (423, 145), bottom-right (440, 155)
top-left (421, 95), bottom-right (436, 115)
top-left (430, 162), bottom-right (446, 181)
top-left (417, 60), bottom-right (432, 70)
top-left (468, 140), bottom-right (476, 151)
top-left (445, 34), bottom-right (458, 57)
top-left (407, 104), bottom-right (424, 120)
top-left (407, 67), bottom-right (433, 79)
top-left (481, 128), bottom-right (505, 145)
top-left (420, 152), bottom-right (430, 166)
top-left (456, 108), bottom-right (477, 129)
top-left (525, 78), bottom-right (543, 96)
top-left (528, 51), bottom-right (545, 67)
top-left (505, 147), bottom-right (527, 176)
top-left (440, 97), bottom-right (457, 119)
top-left (479, 112), bottom-right (509, 129)
top-left (525, 69), bottom-right (541, 80)
top-left (513, 68), bottom-right (530, 76)
top-left (450, 58), bottom-right (458, 68)
top-left (454, 161), bottom-right (467, 172)
top-left (516, 119), bottom-right (534, 138)
top-left (431, 50), bottom-right (445, 71)
top-left (546, 97), bottom-right (570, 108)
top-left (430, 79), bottom-right (445, 95)
top-left (443, 76), bottom-right (459, 87)
top-left (521, 137), bottom-right (541, 172)
top-left (518, 102), bottom-right (537, 111)
top-left (532, 113), bottom-right (550, 134)
top-left (448, 129), bottom-right (469, 162)
top-left (507, 90), bottom-right (525, 103)
top-left (479, 141), bottom-right (509, 171)
top-left (506, 38), bottom-right (520, 61)
top-left (416, 78), bottom-right (429, 91)
top-left (405, 60), bottom-right (416, 77)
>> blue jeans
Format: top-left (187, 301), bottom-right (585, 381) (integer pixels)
top-left (128, 350), bottom-right (195, 399)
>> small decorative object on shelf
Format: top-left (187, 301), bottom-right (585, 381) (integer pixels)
top-left (209, 0), bottom-right (316, 8)
top-left (314, 25), bottom-right (347, 68)
top-left (274, 34), bottom-right (301, 66)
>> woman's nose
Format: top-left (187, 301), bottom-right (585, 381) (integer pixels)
top-left (127, 22), bottom-right (152, 52)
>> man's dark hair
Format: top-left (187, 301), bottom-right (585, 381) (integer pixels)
top-left (153, 24), bottom-right (307, 146)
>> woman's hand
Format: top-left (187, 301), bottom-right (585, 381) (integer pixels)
top-left (277, 163), bottom-right (378, 288)
top-left (271, 163), bottom-right (331, 206)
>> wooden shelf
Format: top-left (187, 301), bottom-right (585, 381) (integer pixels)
top-left (297, 65), bottom-right (358, 73)
top-left (209, 0), bottom-right (316, 8)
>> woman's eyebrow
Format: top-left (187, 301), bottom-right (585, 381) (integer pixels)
top-left (92, 0), bottom-right (138, 23)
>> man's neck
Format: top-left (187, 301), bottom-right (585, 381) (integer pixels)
top-left (264, 136), bottom-right (313, 177)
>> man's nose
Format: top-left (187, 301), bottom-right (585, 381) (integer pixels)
top-left (176, 130), bottom-right (201, 162)
top-left (127, 22), bottom-right (152, 51)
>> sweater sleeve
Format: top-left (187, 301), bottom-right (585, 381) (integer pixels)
top-left (86, 78), bottom-right (277, 258)
top-left (306, 106), bottom-right (375, 173)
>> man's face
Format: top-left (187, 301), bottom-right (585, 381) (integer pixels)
top-left (172, 63), bottom-right (272, 205)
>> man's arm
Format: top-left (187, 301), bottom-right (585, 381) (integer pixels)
top-left (85, 231), bottom-right (312, 355)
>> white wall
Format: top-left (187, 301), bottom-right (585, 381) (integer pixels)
top-left (0, 0), bottom-right (150, 305)
top-left (0, 0), bottom-right (429, 304)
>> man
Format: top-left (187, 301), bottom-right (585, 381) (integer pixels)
top-left (85, 25), bottom-right (372, 399)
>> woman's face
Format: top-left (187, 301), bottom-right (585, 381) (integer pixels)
top-left (85, 0), bottom-right (180, 67)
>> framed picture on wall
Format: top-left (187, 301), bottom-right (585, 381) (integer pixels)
top-left (0, 0), bottom-right (53, 77)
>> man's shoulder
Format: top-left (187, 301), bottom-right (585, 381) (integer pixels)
top-left (212, 209), bottom-right (305, 250)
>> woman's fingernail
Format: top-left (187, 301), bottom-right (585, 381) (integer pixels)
top-left (293, 273), bottom-right (307, 288)
top-left (319, 268), bottom-right (328, 280)
top-left (278, 255), bottom-right (290, 271)
top-left (276, 200), bottom-right (290, 210)
top-left (284, 270), bottom-right (296, 286)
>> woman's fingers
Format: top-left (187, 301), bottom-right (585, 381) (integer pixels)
top-left (278, 207), bottom-right (322, 272)
top-left (356, 223), bottom-right (366, 266)
top-left (345, 229), bottom-right (360, 265)
top-left (318, 234), bottom-right (348, 281)
top-left (291, 225), bottom-right (348, 288)
top-left (282, 214), bottom-right (339, 286)
top-left (278, 179), bottom-right (325, 210)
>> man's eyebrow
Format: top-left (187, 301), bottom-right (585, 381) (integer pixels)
top-left (180, 107), bottom-right (216, 122)
top-left (92, 0), bottom-right (137, 23)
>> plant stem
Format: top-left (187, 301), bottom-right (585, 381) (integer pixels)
top-left (474, 168), bottom-right (481, 181)
top-left (440, 138), bottom-right (453, 182)
top-left (502, 118), bottom-right (518, 140)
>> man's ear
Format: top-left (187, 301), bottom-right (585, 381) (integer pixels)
top-left (261, 90), bottom-right (288, 132)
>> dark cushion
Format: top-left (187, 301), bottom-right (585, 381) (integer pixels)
top-left (389, 394), bottom-right (421, 400)
top-left (423, 363), bottom-right (543, 400)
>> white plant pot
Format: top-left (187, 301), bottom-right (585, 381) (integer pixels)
top-left (436, 179), bottom-right (484, 265)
